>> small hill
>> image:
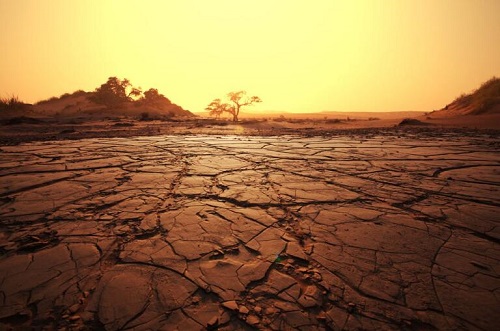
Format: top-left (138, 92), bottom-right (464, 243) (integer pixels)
top-left (31, 78), bottom-right (194, 118)
top-left (0, 95), bottom-right (34, 115)
top-left (33, 91), bottom-right (194, 118)
top-left (34, 90), bottom-right (104, 116)
top-left (431, 77), bottom-right (500, 117)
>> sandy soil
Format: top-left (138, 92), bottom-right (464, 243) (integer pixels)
top-left (1, 113), bottom-right (499, 145)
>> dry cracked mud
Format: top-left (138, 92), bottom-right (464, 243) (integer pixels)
top-left (0, 133), bottom-right (499, 330)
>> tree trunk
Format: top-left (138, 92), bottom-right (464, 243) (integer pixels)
top-left (233, 105), bottom-right (240, 122)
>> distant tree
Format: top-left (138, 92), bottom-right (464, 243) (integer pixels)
top-left (142, 88), bottom-right (171, 105)
top-left (205, 98), bottom-right (230, 119)
top-left (90, 77), bottom-right (141, 107)
top-left (206, 91), bottom-right (261, 121)
top-left (128, 87), bottom-right (143, 99)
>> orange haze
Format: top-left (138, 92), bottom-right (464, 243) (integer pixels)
top-left (1, 0), bottom-right (499, 113)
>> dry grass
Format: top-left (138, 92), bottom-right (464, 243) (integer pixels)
top-left (450, 77), bottom-right (500, 114)
top-left (0, 95), bottom-right (26, 111)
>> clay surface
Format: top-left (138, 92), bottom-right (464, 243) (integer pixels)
top-left (1, 133), bottom-right (499, 330)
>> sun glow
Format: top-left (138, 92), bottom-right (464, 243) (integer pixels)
top-left (1, 0), bottom-right (499, 113)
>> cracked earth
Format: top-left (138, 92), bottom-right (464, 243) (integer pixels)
top-left (0, 133), bottom-right (499, 330)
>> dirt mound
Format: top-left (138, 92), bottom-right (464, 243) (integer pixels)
top-left (34, 91), bottom-right (103, 116)
top-left (432, 77), bottom-right (500, 118)
top-left (398, 118), bottom-right (429, 126)
top-left (32, 81), bottom-right (194, 119)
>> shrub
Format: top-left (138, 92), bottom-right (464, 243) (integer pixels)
top-left (273, 115), bottom-right (287, 122)
top-left (398, 118), bottom-right (428, 126)
top-left (0, 95), bottom-right (27, 111)
top-left (139, 112), bottom-right (151, 121)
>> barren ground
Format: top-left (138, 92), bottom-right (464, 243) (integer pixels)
top-left (0, 124), bottom-right (499, 330)
top-left (1, 113), bottom-right (499, 145)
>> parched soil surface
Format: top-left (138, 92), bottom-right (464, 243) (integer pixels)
top-left (0, 133), bottom-right (499, 330)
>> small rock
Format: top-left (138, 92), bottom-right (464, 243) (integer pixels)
top-left (254, 305), bottom-right (262, 314)
top-left (210, 249), bottom-right (224, 259)
top-left (265, 307), bottom-right (279, 315)
top-left (79, 311), bottom-right (94, 322)
top-left (246, 314), bottom-right (260, 325)
top-left (312, 272), bottom-right (322, 281)
top-left (239, 305), bottom-right (250, 314)
top-left (69, 315), bottom-right (81, 321)
top-left (207, 316), bottom-right (219, 329)
top-left (219, 310), bottom-right (231, 324)
top-left (68, 304), bottom-right (80, 314)
top-left (222, 300), bottom-right (238, 311)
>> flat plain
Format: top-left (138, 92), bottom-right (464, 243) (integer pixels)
top-left (0, 131), bottom-right (499, 330)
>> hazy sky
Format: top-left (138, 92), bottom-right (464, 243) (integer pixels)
top-left (1, 0), bottom-right (499, 113)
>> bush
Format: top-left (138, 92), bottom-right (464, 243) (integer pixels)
top-left (0, 95), bottom-right (28, 111)
top-left (139, 112), bottom-right (152, 121)
top-left (273, 115), bottom-right (287, 122)
top-left (35, 96), bottom-right (59, 104)
top-left (398, 118), bottom-right (428, 126)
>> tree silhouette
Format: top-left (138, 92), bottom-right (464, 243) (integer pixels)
top-left (205, 98), bottom-right (230, 119)
top-left (90, 77), bottom-right (141, 107)
top-left (142, 88), bottom-right (171, 105)
top-left (206, 91), bottom-right (261, 121)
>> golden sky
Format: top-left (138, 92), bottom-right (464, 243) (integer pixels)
top-left (1, 0), bottom-right (499, 113)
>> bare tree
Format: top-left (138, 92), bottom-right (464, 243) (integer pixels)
top-left (205, 98), bottom-right (230, 119)
top-left (206, 91), bottom-right (261, 122)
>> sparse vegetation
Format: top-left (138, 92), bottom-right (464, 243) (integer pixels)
top-left (139, 112), bottom-right (151, 121)
top-left (89, 77), bottom-right (141, 107)
top-left (36, 90), bottom-right (90, 105)
top-left (32, 77), bottom-right (192, 118)
top-left (398, 118), bottom-right (428, 126)
top-left (449, 77), bottom-right (500, 114)
top-left (273, 115), bottom-right (287, 122)
top-left (206, 91), bottom-right (262, 122)
top-left (0, 95), bottom-right (29, 111)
